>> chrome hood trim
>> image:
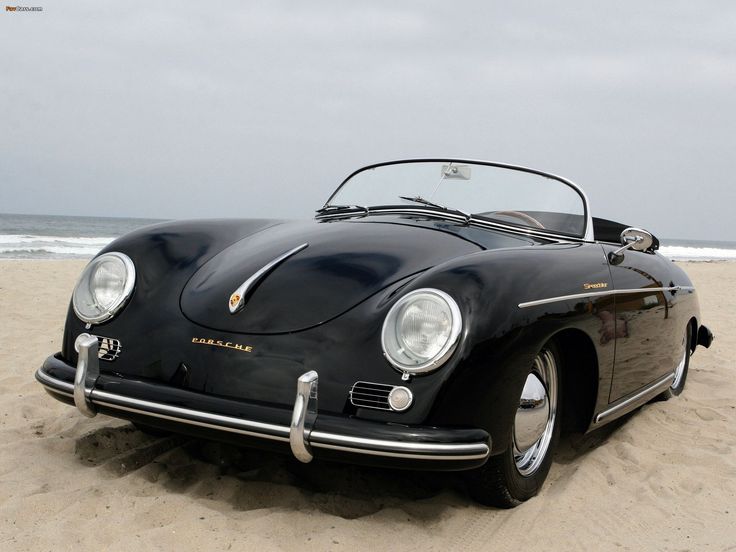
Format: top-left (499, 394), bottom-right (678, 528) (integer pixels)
top-left (228, 242), bottom-right (309, 314)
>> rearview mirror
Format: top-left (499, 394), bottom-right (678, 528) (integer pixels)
top-left (609, 227), bottom-right (654, 265)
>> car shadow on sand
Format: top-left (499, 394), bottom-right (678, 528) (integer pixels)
top-left (555, 414), bottom-right (632, 465)
top-left (73, 412), bottom-right (635, 518)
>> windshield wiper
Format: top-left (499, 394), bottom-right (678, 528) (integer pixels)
top-left (399, 196), bottom-right (472, 224)
top-left (316, 204), bottom-right (369, 217)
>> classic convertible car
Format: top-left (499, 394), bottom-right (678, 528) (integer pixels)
top-left (36, 159), bottom-right (713, 507)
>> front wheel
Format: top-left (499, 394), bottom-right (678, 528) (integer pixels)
top-left (468, 342), bottom-right (561, 508)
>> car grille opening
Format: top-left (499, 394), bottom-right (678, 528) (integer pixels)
top-left (349, 381), bottom-right (395, 411)
top-left (96, 336), bottom-right (122, 361)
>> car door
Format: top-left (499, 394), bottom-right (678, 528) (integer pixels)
top-left (602, 245), bottom-right (681, 402)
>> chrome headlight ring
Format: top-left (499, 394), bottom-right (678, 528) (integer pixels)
top-left (72, 252), bottom-right (136, 325)
top-left (381, 288), bottom-right (462, 376)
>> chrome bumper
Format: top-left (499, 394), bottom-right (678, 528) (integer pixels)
top-left (36, 340), bottom-right (491, 465)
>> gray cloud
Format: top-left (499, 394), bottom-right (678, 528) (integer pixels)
top-left (1, 1), bottom-right (735, 240)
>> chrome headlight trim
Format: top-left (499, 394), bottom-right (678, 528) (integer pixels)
top-left (72, 252), bottom-right (136, 324)
top-left (381, 288), bottom-right (462, 375)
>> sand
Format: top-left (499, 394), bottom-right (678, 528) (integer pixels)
top-left (0, 260), bottom-right (734, 551)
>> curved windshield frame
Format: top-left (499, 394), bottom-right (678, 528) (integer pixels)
top-left (322, 159), bottom-right (592, 240)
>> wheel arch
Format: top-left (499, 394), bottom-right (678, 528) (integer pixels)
top-left (688, 316), bottom-right (698, 353)
top-left (549, 328), bottom-right (599, 434)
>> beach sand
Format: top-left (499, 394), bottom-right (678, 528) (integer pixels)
top-left (0, 260), bottom-right (734, 551)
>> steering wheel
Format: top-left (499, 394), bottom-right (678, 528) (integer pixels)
top-left (494, 210), bottom-right (546, 229)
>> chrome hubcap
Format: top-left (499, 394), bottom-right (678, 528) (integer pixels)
top-left (513, 349), bottom-right (557, 476)
top-left (514, 373), bottom-right (549, 451)
top-left (671, 331), bottom-right (688, 389)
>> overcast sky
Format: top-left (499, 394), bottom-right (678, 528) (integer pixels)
top-left (2, 1), bottom-right (735, 240)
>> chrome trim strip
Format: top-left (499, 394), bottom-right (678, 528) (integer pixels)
top-left (518, 286), bottom-right (695, 309)
top-left (594, 372), bottom-right (675, 424)
top-left (91, 389), bottom-right (291, 441)
top-left (36, 367), bottom-right (74, 394)
top-left (290, 371), bottom-right (318, 463)
top-left (229, 242), bottom-right (309, 314)
top-left (92, 399), bottom-right (291, 442)
top-left (35, 369), bottom-right (489, 462)
top-left (309, 431), bottom-right (490, 460)
top-left (73, 335), bottom-right (99, 418)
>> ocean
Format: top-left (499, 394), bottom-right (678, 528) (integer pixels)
top-left (1, 212), bottom-right (735, 261)
top-left (0, 213), bottom-right (165, 259)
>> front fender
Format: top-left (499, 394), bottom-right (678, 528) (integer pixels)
top-left (62, 218), bottom-right (284, 360)
top-left (402, 242), bottom-right (613, 454)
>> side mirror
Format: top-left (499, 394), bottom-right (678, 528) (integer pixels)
top-left (609, 227), bottom-right (654, 264)
top-left (620, 227), bottom-right (654, 252)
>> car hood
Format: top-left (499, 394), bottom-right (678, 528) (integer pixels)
top-left (180, 219), bottom-right (481, 334)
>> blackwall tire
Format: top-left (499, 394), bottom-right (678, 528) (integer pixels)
top-left (467, 341), bottom-right (562, 508)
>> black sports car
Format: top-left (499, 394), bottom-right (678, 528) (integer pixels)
top-left (36, 159), bottom-right (713, 507)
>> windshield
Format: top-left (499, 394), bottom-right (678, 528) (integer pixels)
top-left (326, 160), bottom-right (588, 238)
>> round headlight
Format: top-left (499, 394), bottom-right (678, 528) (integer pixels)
top-left (72, 252), bottom-right (135, 324)
top-left (381, 288), bottom-right (462, 374)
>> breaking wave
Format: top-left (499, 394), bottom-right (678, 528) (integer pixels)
top-left (659, 245), bottom-right (736, 261)
top-left (0, 235), bottom-right (115, 259)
